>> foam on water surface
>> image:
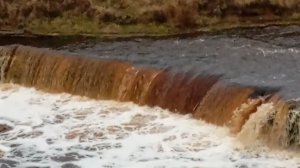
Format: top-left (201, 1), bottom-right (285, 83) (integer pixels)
top-left (0, 84), bottom-right (299, 168)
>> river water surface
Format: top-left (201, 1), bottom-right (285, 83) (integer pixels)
top-left (57, 25), bottom-right (300, 99)
top-left (0, 26), bottom-right (300, 167)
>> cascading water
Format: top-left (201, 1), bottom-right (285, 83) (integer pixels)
top-left (0, 44), bottom-right (299, 151)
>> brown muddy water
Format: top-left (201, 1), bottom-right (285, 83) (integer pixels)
top-left (2, 26), bottom-right (298, 98)
top-left (0, 25), bottom-right (300, 167)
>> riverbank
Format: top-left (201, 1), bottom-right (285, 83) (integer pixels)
top-left (0, 0), bottom-right (300, 37)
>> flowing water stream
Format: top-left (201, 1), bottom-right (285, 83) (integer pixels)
top-left (0, 25), bottom-right (300, 167)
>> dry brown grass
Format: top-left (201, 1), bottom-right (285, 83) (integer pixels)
top-left (165, 0), bottom-right (199, 28)
top-left (0, 0), bottom-right (299, 34)
top-left (233, 0), bottom-right (300, 8)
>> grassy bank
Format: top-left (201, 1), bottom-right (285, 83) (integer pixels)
top-left (0, 0), bottom-right (300, 36)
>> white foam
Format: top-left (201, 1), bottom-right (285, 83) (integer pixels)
top-left (0, 84), bottom-right (299, 168)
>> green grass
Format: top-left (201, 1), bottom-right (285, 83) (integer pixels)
top-left (26, 17), bottom-right (172, 36)
top-left (21, 14), bottom-right (300, 37)
top-left (120, 24), bottom-right (170, 34)
top-left (27, 17), bottom-right (101, 35)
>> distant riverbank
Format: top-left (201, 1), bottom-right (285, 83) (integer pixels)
top-left (0, 0), bottom-right (300, 37)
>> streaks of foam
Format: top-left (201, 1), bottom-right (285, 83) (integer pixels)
top-left (0, 45), bottom-right (299, 150)
top-left (0, 84), bottom-right (299, 168)
top-left (257, 47), bottom-right (300, 57)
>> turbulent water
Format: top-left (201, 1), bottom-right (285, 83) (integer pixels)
top-left (0, 84), bottom-right (300, 168)
top-left (60, 25), bottom-right (300, 99)
top-left (0, 44), bottom-right (294, 148)
top-left (0, 25), bottom-right (300, 167)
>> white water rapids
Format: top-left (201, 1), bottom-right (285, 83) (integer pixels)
top-left (0, 84), bottom-right (299, 168)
